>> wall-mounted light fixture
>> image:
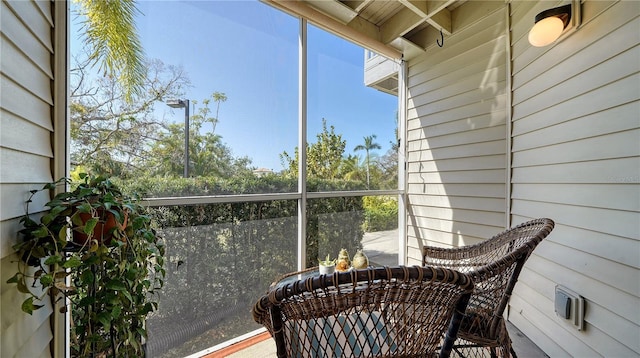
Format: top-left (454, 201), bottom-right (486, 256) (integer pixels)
top-left (528, 2), bottom-right (580, 47)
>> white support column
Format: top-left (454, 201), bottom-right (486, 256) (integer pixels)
top-left (52, 1), bottom-right (70, 357)
top-left (397, 58), bottom-right (408, 266)
top-left (297, 18), bottom-right (308, 272)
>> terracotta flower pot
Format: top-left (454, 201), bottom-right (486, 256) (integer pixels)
top-left (73, 209), bottom-right (128, 245)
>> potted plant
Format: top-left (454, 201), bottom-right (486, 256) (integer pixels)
top-left (7, 173), bottom-right (166, 357)
top-left (318, 254), bottom-right (336, 275)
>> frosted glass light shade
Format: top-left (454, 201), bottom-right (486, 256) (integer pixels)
top-left (528, 16), bottom-right (565, 47)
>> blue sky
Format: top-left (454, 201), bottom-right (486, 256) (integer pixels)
top-left (71, 0), bottom-right (398, 171)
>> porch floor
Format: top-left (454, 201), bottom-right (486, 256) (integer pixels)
top-left (223, 321), bottom-right (547, 358)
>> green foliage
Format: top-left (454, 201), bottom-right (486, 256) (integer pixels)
top-left (362, 196), bottom-right (398, 232)
top-left (354, 134), bottom-right (382, 189)
top-left (70, 58), bottom-right (190, 178)
top-left (75, 0), bottom-right (145, 102)
top-left (280, 118), bottom-right (347, 180)
top-left (144, 93), bottom-right (252, 178)
top-left (7, 174), bottom-right (165, 357)
top-left (114, 176), bottom-right (365, 332)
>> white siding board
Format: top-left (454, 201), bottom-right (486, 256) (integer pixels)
top-left (406, 182), bottom-right (505, 198)
top-left (1, 0), bottom-right (57, 356)
top-left (408, 155), bottom-right (506, 173)
top-left (414, 126), bottom-right (506, 149)
top-left (1, 2), bottom-right (53, 78)
top-left (521, 256), bottom-right (640, 336)
top-left (1, 35), bottom-right (53, 103)
top-left (511, 158), bottom-right (640, 184)
top-left (409, 59), bottom-right (507, 106)
top-left (1, 110), bottom-right (53, 157)
top-left (408, 169), bottom-right (506, 185)
top-left (0, 183), bottom-right (50, 222)
top-left (406, 2), bottom-right (508, 265)
top-left (512, 75), bottom-right (639, 135)
top-left (511, 101), bottom-right (639, 149)
top-left (511, 200), bottom-right (638, 239)
top-left (514, 267), bottom-right (640, 355)
top-left (406, 140), bottom-right (506, 159)
top-left (34, 0), bottom-right (54, 27)
top-left (538, 221), bottom-right (640, 269)
top-left (510, 284), bottom-right (637, 357)
top-left (407, 94), bottom-right (508, 126)
top-left (409, 2), bottom-right (505, 75)
top-left (535, 240), bottom-right (639, 297)
top-left (407, 206), bottom-right (505, 227)
top-left (406, 227), bottom-right (485, 248)
top-left (409, 194), bottom-right (506, 212)
top-left (1, 255), bottom-right (53, 357)
top-left (513, 129), bottom-right (640, 167)
top-left (512, 183), bottom-right (640, 213)
top-left (513, 48), bottom-right (639, 121)
top-left (407, 110), bottom-right (506, 135)
top-left (3, 0), bottom-right (53, 52)
top-left (0, 149), bottom-right (53, 184)
top-left (0, 75), bottom-right (53, 130)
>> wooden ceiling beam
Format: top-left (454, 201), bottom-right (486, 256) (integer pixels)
top-left (264, 0), bottom-right (402, 60)
top-left (380, 6), bottom-right (425, 44)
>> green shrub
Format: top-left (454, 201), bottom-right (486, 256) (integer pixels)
top-left (362, 195), bottom-right (398, 232)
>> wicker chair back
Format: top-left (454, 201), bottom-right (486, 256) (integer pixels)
top-left (422, 218), bottom-right (555, 357)
top-left (253, 265), bottom-right (474, 358)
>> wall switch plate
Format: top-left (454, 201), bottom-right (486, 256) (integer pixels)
top-left (555, 285), bottom-right (585, 331)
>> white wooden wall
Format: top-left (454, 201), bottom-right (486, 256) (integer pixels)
top-left (508, 0), bottom-right (640, 355)
top-left (405, 1), bottom-right (508, 264)
top-left (0, 1), bottom-right (58, 357)
top-left (406, 0), bottom-right (639, 355)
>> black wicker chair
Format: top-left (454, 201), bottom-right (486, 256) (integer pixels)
top-left (422, 218), bottom-right (555, 357)
top-left (253, 265), bottom-right (474, 358)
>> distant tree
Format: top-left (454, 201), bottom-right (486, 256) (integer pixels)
top-left (146, 94), bottom-right (252, 177)
top-left (75, 0), bottom-right (145, 102)
top-left (340, 154), bottom-right (365, 182)
top-left (211, 92), bottom-right (227, 134)
top-left (280, 118), bottom-right (346, 179)
top-left (354, 134), bottom-right (381, 188)
top-left (70, 55), bottom-right (190, 177)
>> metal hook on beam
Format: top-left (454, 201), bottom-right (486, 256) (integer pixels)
top-left (437, 28), bottom-right (444, 47)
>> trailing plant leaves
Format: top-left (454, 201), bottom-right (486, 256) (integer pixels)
top-left (83, 218), bottom-right (98, 235)
top-left (76, 202), bottom-right (93, 214)
top-left (32, 226), bottom-right (49, 238)
top-left (44, 255), bottom-right (62, 265)
top-left (16, 278), bottom-right (30, 294)
top-left (62, 256), bottom-right (82, 269)
top-left (57, 226), bottom-right (69, 243)
top-left (39, 274), bottom-right (53, 286)
top-left (21, 297), bottom-right (43, 315)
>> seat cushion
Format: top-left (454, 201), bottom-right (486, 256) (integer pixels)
top-left (287, 311), bottom-right (398, 357)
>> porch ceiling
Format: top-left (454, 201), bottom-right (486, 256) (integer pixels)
top-left (264, 0), bottom-right (467, 60)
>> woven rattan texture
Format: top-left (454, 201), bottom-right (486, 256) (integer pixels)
top-left (253, 266), bottom-right (474, 358)
top-left (422, 218), bottom-right (555, 358)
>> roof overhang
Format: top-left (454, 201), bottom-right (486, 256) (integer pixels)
top-left (262, 0), bottom-right (466, 60)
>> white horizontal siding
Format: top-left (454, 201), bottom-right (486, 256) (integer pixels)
top-left (0, 1), bottom-right (56, 357)
top-left (509, 0), bottom-right (640, 356)
top-left (405, 2), bottom-right (508, 262)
